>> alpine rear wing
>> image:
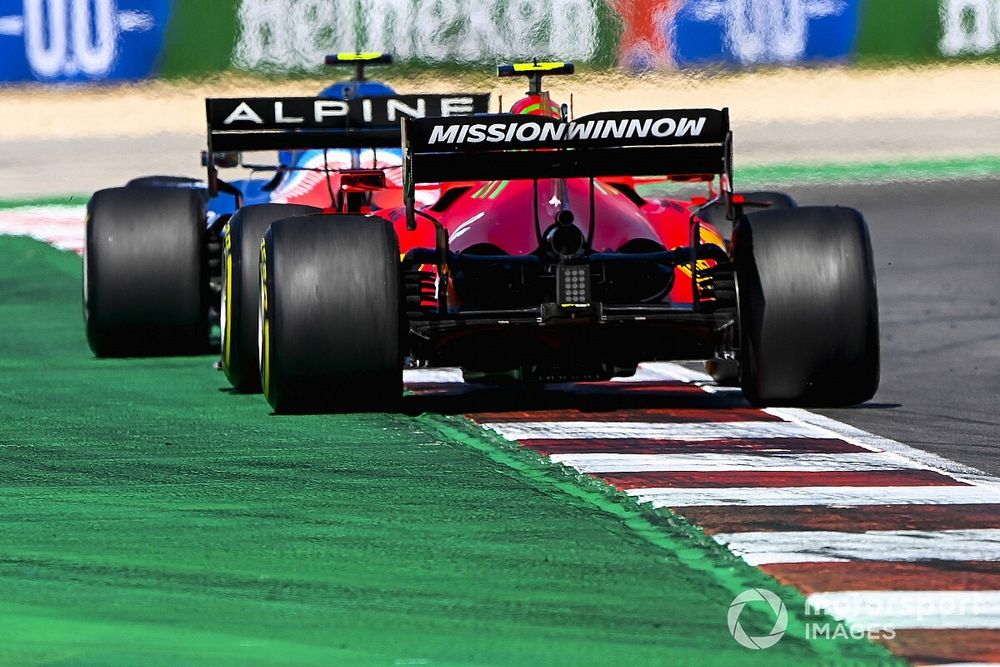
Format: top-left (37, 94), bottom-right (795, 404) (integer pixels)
top-left (205, 93), bottom-right (489, 198)
top-left (206, 94), bottom-right (491, 153)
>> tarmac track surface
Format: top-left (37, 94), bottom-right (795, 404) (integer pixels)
top-left (787, 179), bottom-right (999, 476)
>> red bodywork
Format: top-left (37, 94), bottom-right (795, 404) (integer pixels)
top-left (277, 92), bottom-right (728, 307)
top-left (381, 175), bottom-right (726, 305)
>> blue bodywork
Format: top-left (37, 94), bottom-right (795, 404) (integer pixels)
top-left (206, 80), bottom-right (400, 219)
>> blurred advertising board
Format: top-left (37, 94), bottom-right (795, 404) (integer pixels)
top-left (610, 0), bottom-right (862, 69)
top-left (2, 0), bottom-right (999, 84)
top-left (857, 0), bottom-right (1000, 61)
top-left (669, 0), bottom-right (862, 67)
top-left (231, 0), bottom-right (622, 72)
top-left (0, 0), bottom-right (172, 83)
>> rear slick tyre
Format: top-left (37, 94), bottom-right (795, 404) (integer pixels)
top-left (260, 215), bottom-right (403, 414)
top-left (221, 203), bottom-right (319, 392)
top-left (734, 206), bottom-right (879, 407)
top-left (84, 186), bottom-right (209, 357)
top-left (127, 175), bottom-right (202, 189)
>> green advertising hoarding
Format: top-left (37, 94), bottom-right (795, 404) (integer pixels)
top-left (160, 0), bottom-right (240, 77)
top-left (857, 0), bottom-right (1000, 62)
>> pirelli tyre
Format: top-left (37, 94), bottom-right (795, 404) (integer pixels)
top-left (734, 206), bottom-right (880, 407)
top-left (260, 215), bottom-right (403, 414)
top-left (700, 191), bottom-right (796, 244)
top-left (221, 203), bottom-right (320, 392)
top-left (127, 175), bottom-right (204, 190)
top-left (85, 186), bottom-right (210, 357)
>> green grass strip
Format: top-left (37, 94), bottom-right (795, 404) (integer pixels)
top-left (737, 154), bottom-right (1000, 186)
top-left (0, 235), bottom-right (902, 665)
top-left (0, 194), bottom-right (89, 209)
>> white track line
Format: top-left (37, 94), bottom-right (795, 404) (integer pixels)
top-left (481, 420), bottom-right (826, 441)
top-left (626, 485), bottom-right (1000, 508)
top-left (767, 407), bottom-right (1000, 489)
top-left (806, 591), bottom-right (1000, 630)
top-left (549, 451), bottom-right (929, 473)
top-left (713, 529), bottom-right (1000, 565)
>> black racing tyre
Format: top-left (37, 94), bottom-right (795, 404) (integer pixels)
top-left (260, 215), bottom-right (403, 413)
top-left (700, 191), bottom-right (796, 244)
top-left (85, 186), bottom-right (209, 357)
top-left (734, 206), bottom-right (879, 407)
top-left (221, 203), bottom-right (319, 392)
top-left (127, 175), bottom-right (203, 189)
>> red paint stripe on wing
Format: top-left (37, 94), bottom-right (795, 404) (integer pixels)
top-left (678, 504), bottom-right (1000, 534)
top-left (878, 628), bottom-right (1000, 664)
top-left (520, 437), bottom-right (864, 456)
top-left (600, 469), bottom-right (965, 490)
top-left (760, 561), bottom-right (1000, 594)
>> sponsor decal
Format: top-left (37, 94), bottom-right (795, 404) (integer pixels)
top-left (426, 115), bottom-right (709, 146)
top-left (233, 0), bottom-right (600, 70)
top-left (422, 112), bottom-right (718, 148)
top-left (940, 0), bottom-right (1000, 56)
top-left (0, 0), bottom-right (170, 82)
top-left (210, 95), bottom-right (489, 131)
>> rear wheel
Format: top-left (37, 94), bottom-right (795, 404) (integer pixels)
top-left (260, 215), bottom-right (402, 413)
top-left (127, 175), bottom-right (203, 190)
top-left (85, 186), bottom-right (209, 356)
top-left (734, 206), bottom-right (879, 406)
top-left (221, 204), bottom-right (320, 392)
top-left (700, 191), bottom-right (796, 244)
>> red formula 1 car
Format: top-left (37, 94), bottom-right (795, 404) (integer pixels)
top-left (249, 62), bottom-right (879, 413)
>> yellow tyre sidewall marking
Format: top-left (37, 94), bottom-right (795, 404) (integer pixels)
top-left (259, 239), bottom-right (270, 399)
top-left (222, 224), bottom-right (233, 369)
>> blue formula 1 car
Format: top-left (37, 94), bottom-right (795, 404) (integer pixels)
top-left (83, 53), bottom-right (488, 382)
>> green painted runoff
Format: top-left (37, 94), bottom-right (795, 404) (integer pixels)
top-left (0, 236), bottom-right (900, 665)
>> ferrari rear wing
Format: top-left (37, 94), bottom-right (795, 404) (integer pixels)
top-left (400, 108), bottom-right (736, 298)
top-left (401, 108), bottom-right (731, 186)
